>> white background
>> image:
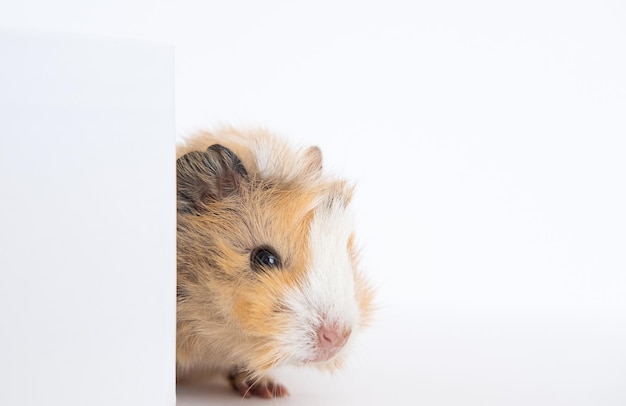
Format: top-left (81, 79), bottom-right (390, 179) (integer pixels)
top-left (0, 33), bottom-right (175, 405)
top-left (2, 1), bottom-right (625, 405)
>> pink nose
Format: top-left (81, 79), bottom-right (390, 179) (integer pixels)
top-left (317, 324), bottom-right (351, 358)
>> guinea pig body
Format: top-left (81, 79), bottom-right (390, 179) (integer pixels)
top-left (176, 127), bottom-right (374, 398)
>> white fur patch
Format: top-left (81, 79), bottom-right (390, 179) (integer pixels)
top-left (281, 196), bottom-right (360, 363)
top-left (252, 140), bottom-right (278, 179)
top-left (251, 137), bottom-right (314, 181)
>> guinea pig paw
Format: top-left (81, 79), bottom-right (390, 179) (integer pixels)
top-left (228, 371), bottom-right (290, 399)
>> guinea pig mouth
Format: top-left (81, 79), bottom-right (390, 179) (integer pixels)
top-left (305, 347), bottom-right (344, 364)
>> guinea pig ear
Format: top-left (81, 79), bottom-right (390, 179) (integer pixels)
top-left (302, 146), bottom-right (323, 177)
top-left (176, 144), bottom-right (249, 213)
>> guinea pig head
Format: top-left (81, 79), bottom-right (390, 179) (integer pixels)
top-left (176, 144), bottom-right (374, 375)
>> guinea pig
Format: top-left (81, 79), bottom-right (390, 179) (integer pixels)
top-left (175, 127), bottom-right (375, 398)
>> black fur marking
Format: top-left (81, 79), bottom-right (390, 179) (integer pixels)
top-left (176, 145), bottom-right (249, 214)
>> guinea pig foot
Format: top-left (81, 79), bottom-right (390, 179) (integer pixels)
top-left (228, 371), bottom-right (289, 399)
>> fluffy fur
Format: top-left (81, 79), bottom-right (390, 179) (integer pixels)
top-left (176, 127), bottom-right (374, 398)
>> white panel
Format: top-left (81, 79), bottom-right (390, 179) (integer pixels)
top-left (0, 32), bottom-right (175, 406)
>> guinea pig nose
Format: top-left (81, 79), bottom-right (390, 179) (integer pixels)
top-left (318, 324), bottom-right (351, 352)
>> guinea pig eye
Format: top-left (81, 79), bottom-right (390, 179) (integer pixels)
top-left (250, 246), bottom-right (281, 271)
